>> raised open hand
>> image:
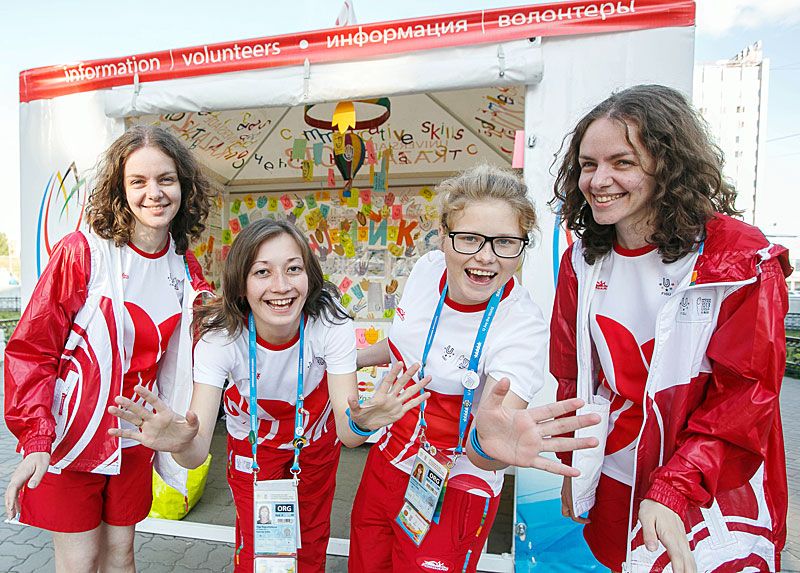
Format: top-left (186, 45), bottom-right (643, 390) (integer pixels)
top-left (348, 362), bottom-right (431, 432)
top-left (472, 378), bottom-right (601, 476)
top-left (107, 384), bottom-right (199, 453)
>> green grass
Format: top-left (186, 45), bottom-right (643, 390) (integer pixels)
top-left (0, 310), bottom-right (20, 321)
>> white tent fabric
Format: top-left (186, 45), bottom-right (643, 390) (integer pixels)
top-left (104, 39), bottom-right (541, 117)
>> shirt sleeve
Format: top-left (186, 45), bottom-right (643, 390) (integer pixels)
top-left (485, 289), bottom-right (548, 404)
top-left (322, 316), bottom-right (357, 375)
top-left (4, 232), bottom-right (91, 454)
top-left (193, 330), bottom-right (236, 388)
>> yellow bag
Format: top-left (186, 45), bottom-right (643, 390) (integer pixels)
top-left (148, 454), bottom-right (212, 520)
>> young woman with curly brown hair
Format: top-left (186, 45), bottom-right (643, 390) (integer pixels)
top-left (4, 125), bottom-right (215, 573)
top-left (550, 84), bottom-right (790, 573)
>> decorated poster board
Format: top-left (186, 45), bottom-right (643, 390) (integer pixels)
top-left (207, 184), bottom-right (442, 398)
top-left (216, 186), bottom-right (439, 319)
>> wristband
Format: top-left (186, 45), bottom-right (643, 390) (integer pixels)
top-left (345, 408), bottom-right (377, 437)
top-left (469, 427), bottom-right (495, 461)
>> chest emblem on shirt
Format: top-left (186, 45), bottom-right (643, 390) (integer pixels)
top-left (456, 355), bottom-right (468, 369)
top-left (659, 277), bottom-right (674, 296)
top-left (677, 294), bottom-right (714, 323)
top-left (595, 280), bottom-right (608, 291)
top-left (442, 345), bottom-right (455, 361)
top-left (168, 274), bottom-right (184, 292)
top-left (396, 307), bottom-right (406, 320)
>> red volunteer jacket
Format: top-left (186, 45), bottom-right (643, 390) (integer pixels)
top-left (551, 215), bottom-right (790, 572)
top-left (4, 231), bottom-right (210, 475)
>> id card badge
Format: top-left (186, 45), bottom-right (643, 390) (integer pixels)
top-left (253, 479), bottom-right (302, 562)
top-left (395, 447), bottom-right (450, 546)
top-left (254, 557), bottom-right (297, 573)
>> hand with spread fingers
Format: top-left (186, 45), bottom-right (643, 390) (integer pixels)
top-left (348, 361), bottom-right (431, 432)
top-left (4, 451), bottom-right (50, 520)
top-left (639, 499), bottom-right (696, 573)
top-left (107, 384), bottom-right (200, 453)
top-left (470, 377), bottom-right (601, 475)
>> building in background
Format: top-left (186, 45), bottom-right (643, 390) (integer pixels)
top-left (767, 233), bottom-right (800, 294)
top-left (693, 41), bottom-right (769, 225)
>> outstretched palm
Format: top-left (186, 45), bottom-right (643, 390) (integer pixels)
top-left (349, 361), bottom-right (431, 431)
top-left (108, 384), bottom-right (200, 453)
top-left (473, 378), bottom-right (601, 476)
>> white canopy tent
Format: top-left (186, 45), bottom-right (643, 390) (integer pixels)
top-left (19, 2), bottom-right (696, 570)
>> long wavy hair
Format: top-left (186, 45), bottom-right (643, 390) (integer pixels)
top-left (195, 218), bottom-right (348, 339)
top-left (86, 125), bottom-right (215, 254)
top-left (551, 84), bottom-right (740, 264)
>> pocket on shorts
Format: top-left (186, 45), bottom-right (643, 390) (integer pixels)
top-left (454, 491), bottom-right (488, 546)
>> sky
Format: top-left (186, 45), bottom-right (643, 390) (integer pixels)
top-left (1, 0), bottom-right (798, 252)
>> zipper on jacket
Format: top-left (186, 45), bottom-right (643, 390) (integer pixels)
top-left (624, 273), bottom-right (756, 567)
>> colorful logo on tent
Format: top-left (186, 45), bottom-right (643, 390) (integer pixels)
top-left (334, 132), bottom-right (365, 189)
top-left (37, 162), bottom-right (87, 276)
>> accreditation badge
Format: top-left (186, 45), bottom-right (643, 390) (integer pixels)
top-left (395, 447), bottom-right (450, 546)
top-left (253, 479), bottom-right (301, 571)
top-left (254, 558), bottom-right (296, 573)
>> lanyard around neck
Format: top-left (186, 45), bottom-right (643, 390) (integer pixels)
top-left (417, 283), bottom-right (504, 456)
top-left (248, 312), bottom-right (306, 479)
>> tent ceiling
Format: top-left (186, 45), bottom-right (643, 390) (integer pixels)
top-left (128, 85), bottom-right (525, 188)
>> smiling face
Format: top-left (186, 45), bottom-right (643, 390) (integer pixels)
top-left (441, 199), bottom-right (523, 306)
top-left (577, 117), bottom-right (657, 249)
top-left (259, 506), bottom-right (270, 522)
top-left (245, 233), bottom-right (309, 344)
top-left (124, 146), bottom-right (181, 250)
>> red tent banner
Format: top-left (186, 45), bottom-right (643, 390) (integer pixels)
top-left (19, 0), bottom-right (694, 103)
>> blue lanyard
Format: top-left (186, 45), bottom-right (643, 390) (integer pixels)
top-left (247, 312), bottom-right (306, 479)
top-left (418, 283), bottom-right (504, 456)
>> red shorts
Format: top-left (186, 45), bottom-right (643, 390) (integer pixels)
top-left (350, 446), bottom-right (500, 573)
top-left (19, 444), bottom-right (155, 533)
top-left (583, 473), bottom-right (632, 571)
top-left (227, 429), bottom-right (341, 573)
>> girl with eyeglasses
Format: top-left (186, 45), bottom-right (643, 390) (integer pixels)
top-left (351, 164), bottom-right (600, 573)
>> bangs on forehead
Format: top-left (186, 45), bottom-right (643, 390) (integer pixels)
top-left (250, 233), bottom-right (305, 262)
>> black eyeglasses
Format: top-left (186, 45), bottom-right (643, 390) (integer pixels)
top-left (447, 231), bottom-right (529, 258)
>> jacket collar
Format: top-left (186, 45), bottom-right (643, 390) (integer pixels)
top-left (692, 214), bottom-right (791, 285)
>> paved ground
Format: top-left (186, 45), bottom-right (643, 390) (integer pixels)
top-left (1, 377), bottom-right (798, 572)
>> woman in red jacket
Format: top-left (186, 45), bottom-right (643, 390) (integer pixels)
top-left (4, 125), bottom-right (214, 573)
top-left (549, 84), bottom-right (790, 573)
